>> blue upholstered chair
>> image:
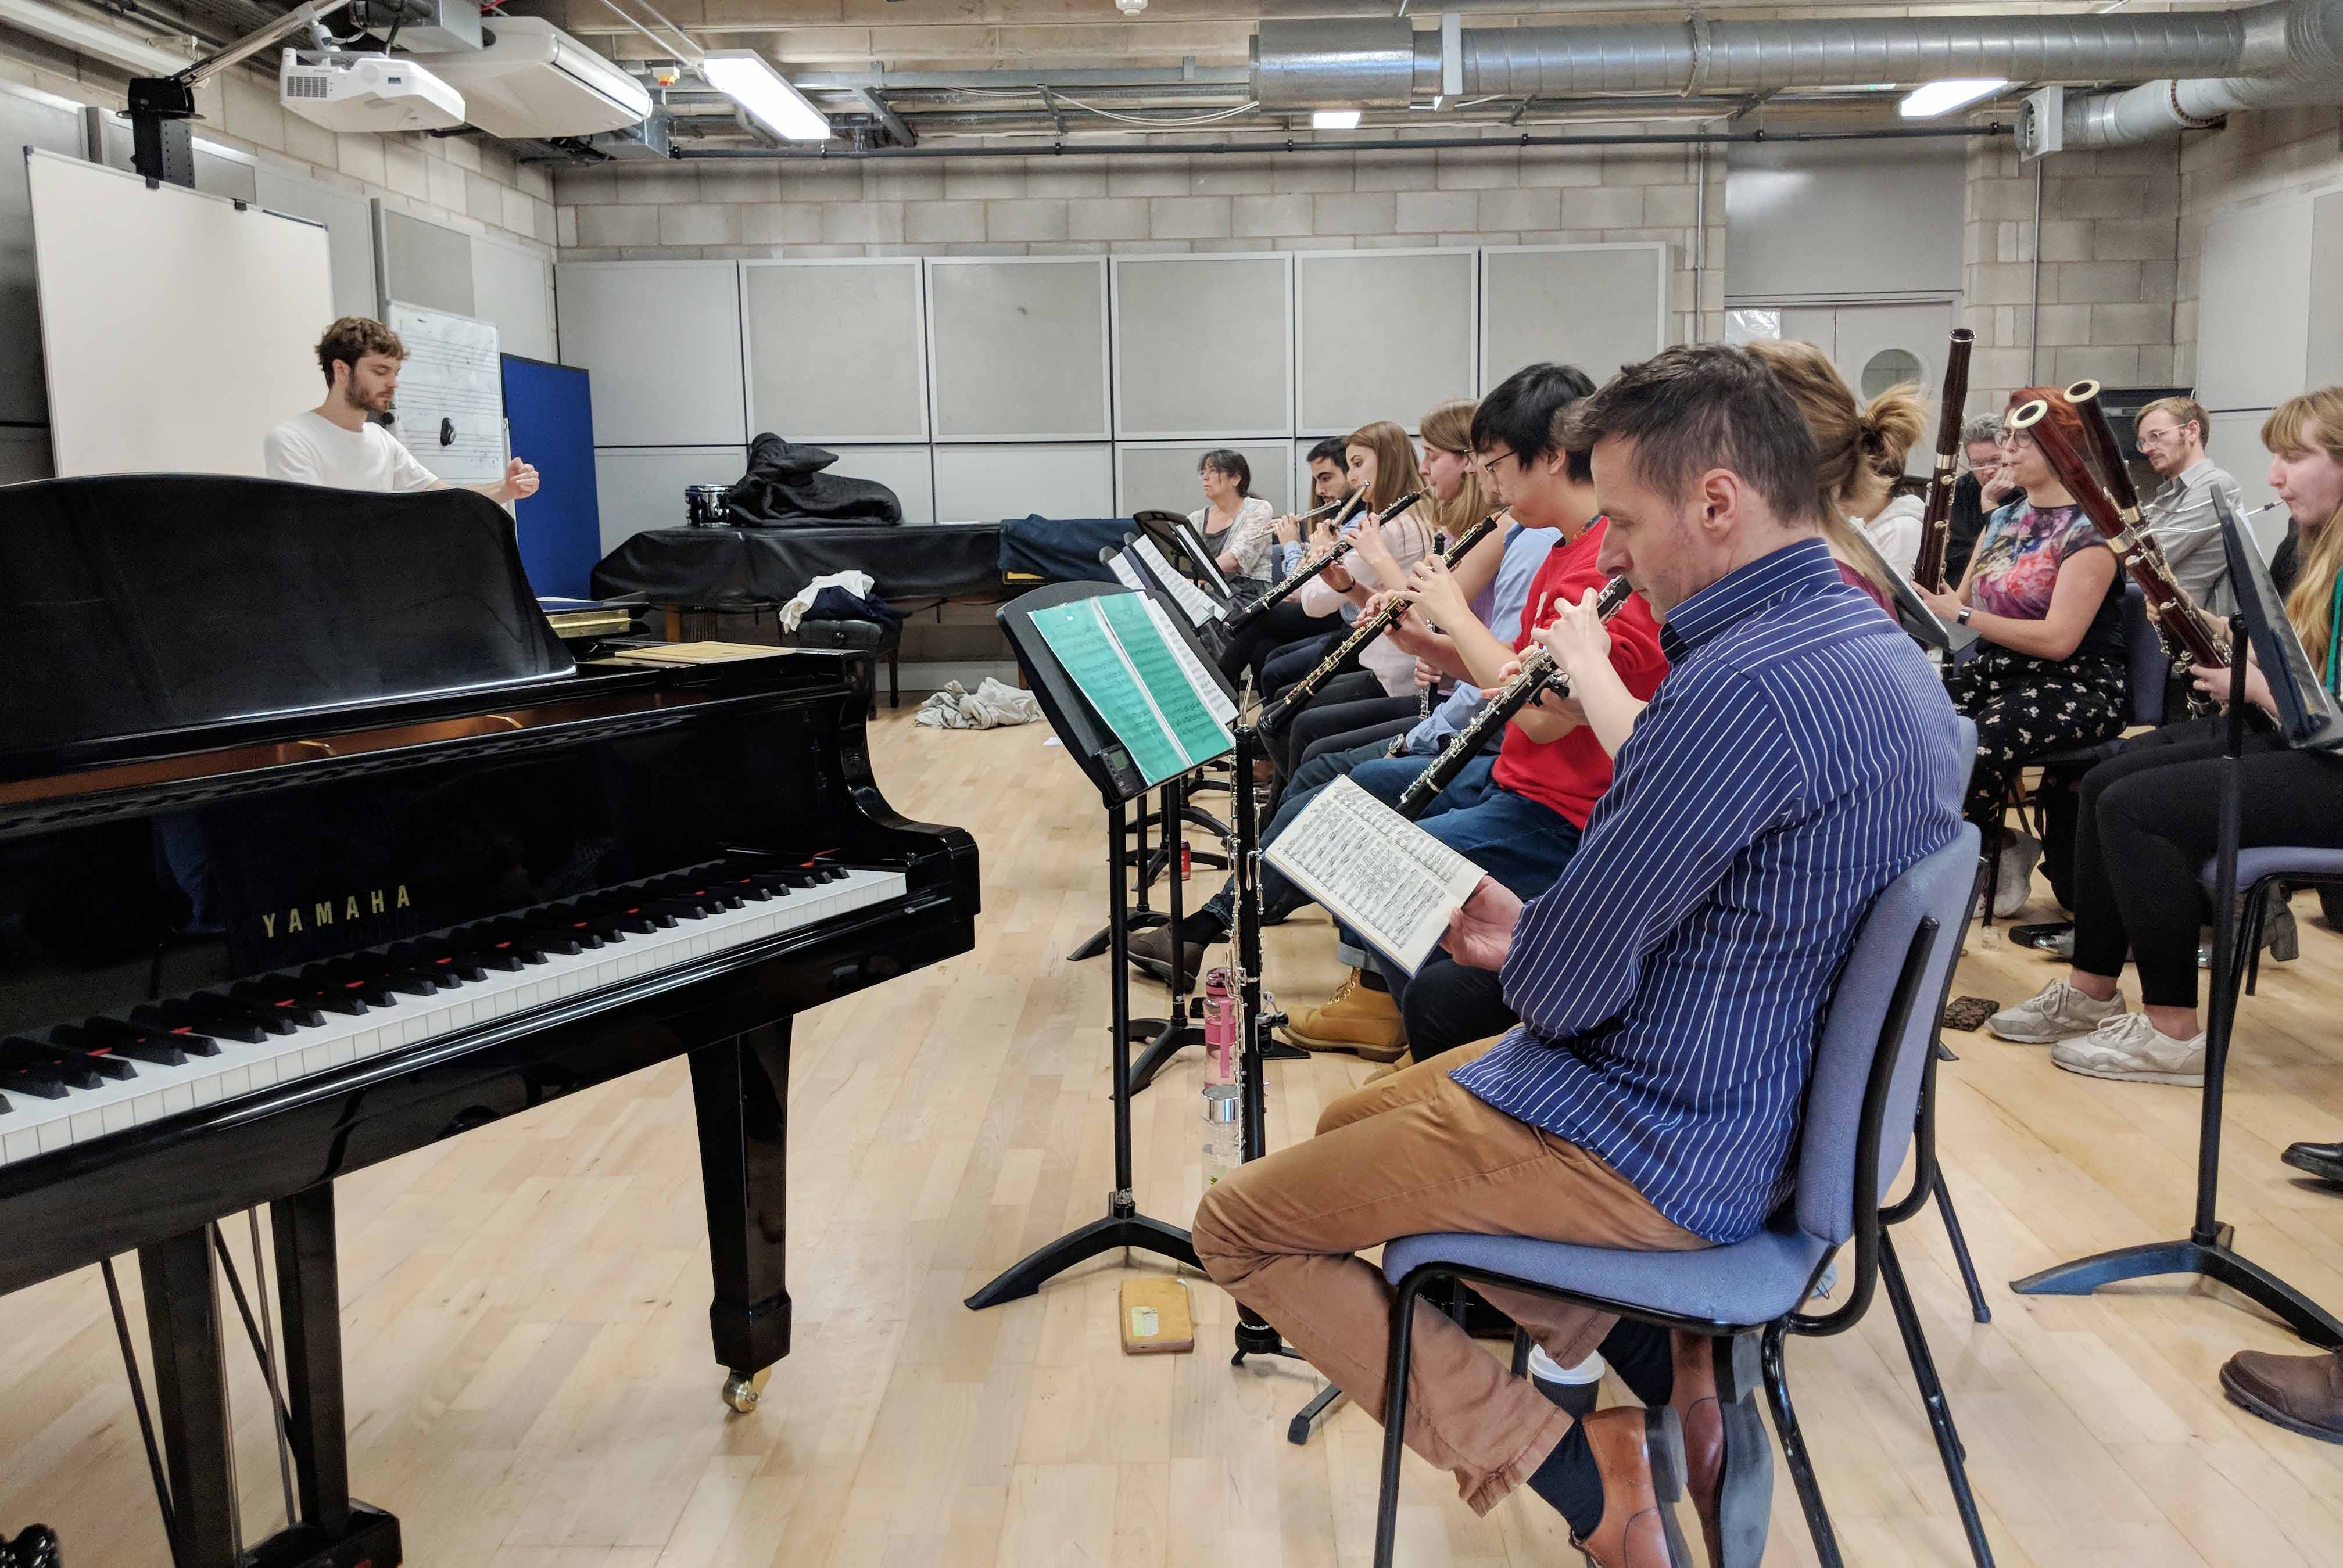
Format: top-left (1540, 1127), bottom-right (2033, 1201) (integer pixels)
top-left (1366, 826), bottom-right (1992, 1568)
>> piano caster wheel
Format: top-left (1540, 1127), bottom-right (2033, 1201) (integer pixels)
top-left (721, 1367), bottom-right (772, 1415)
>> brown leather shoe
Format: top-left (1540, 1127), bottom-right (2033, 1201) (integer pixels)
top-left (1667, 1334), bottom-right (1771, 1568)
top-left (1572, 1406), bottom-right (1693, 1568)
top-left (2220, 1347), bottom-right (2343, 1444)
top-left (1126, 924), bottom-right (1205, 991)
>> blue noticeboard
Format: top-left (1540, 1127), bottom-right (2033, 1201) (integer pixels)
top-left (500, 354), bottom-right (601, 599)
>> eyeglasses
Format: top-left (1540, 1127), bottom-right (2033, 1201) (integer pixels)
top-left (2135, 425), bottom-right (2193, 453)
top-left (1473, 448), bottom-right (1521, 475)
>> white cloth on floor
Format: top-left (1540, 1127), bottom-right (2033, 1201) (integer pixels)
top-left (913, 678), bottom-right (1042, 730)
top-left (778, 570), bottom-right (877, 633)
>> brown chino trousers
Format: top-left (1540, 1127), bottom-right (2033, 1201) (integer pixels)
top-left (1191, 1043), bottom-right (1707, 1516)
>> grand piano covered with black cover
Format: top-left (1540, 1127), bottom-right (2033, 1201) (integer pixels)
top-left (0, 476), bottom-right (977, 1568)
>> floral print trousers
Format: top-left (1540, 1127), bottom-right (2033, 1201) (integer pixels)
top-left (1944, 643), bottom-right (2128, 831)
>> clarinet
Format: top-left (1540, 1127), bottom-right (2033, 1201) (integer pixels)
top-left (1912, 328), bottom-right (1975, 593)
top-left (2011, 396), bottom-right (2230, 669)
top-left (1256, 506), bottom-right (1491, 730)
top-left (1386, 509), bottom-right (1515, 757)
top-left (1221, 491), bottom-right (1374, 634)
top-left (1394, 574), bottom-right (1636, 819)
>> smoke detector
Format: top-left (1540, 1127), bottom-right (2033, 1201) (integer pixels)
top-left (1115, 0), bottom-right (1147, 13)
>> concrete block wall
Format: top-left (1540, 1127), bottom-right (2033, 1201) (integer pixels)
top-left (2176, 105), bottom-right (2343, 389)
top-left (552, 129), bottom-right (1726, 347)
top-left (1959, 134), bottom-right (2183, 418)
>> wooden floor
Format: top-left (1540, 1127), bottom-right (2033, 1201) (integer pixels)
top-left (5, 708), bottom-right (2343, 1566)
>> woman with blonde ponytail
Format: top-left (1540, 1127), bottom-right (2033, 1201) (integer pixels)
top-left (1989, 386), bottom-right (2343, 1093)
top-left (1743, 339), bottom-right (1927, 606)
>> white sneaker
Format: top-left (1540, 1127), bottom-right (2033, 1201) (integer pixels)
top-left (2051, 1012), bottom-right (2206, 1086)
top-left (1989, 978), bottom-right (2125, 1043)
top-left (1992, 830), bottom-right (2041, 919)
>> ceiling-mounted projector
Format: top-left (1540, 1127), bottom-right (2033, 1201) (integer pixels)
top-left (279, 49), bottom-right (466, 133)
top-left (407, 17), bottom-right (650, 139)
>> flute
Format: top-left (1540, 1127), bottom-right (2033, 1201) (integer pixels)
top-left (1394, 574), bottom-right (1636, 818)
top-left (1221, 491), bottom-right (1375, 633)
top-left (1258, 509), bottom-right (1499, 730)
top-left (1912, 328), bottom-right (1975, 593)
top-left (2010, 396), bottom-right (2230, 669)
top-left (1386, 509), bottom-right (1516, 757)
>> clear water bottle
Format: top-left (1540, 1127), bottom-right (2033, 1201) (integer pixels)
top-left (1202, 1081), bottom-right (1242, 1186)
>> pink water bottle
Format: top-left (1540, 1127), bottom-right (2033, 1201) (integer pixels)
top-left (1201, 967), bottom-right (1241, 1183)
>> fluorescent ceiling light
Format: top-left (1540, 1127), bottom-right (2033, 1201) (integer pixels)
top-left (1899, 78), bottom-right (2008, 119)
top-left (1312, 109), bottom-right (1362, 130)
top-left (699, 49), bottom-right (829, 141)
top-left (0, 0), bottom-right (189, 75)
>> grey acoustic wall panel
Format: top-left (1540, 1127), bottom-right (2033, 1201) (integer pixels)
top-left (926, 257), bottom-right (1110, 440)
top-left (473, 234), bottom-right (556, 363)
top-left (1480, 245), bottom-right (1670, 393)
top-left (744, 259), bottom-right (927, 443)
top-left (1116, 443), bottom-right (1294, 519)
top-left (1112, 254), bottom-right (1292, 439)
top-left (375, 204), bottom-right (475, 318)
top-left (592, 445), bottom-right (746, 552)
top-left (1295, 249), bottom-right (1476, 436)
top-left (557, 261), bottom-right (746, 447)
top-left (933, 443), bottom-right (1112, 522)
top-left (255, 167), bottom-right (377, 322)
top-left (827, 444), bottom-right (935, 525)
top-left (1725, 138), bottom-right (1962, 300)
top-left (2309, 190), bottom-right (2343, 393)
top-left (2196, 200), bottom-right (2314, 412)
top-left (0, 82), bottom-right (83, 425)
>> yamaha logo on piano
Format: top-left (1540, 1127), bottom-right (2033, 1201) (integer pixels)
top-left (260, 885), bottom-right (411, 940)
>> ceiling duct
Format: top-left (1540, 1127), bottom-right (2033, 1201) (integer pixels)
top-left (1251, 0), bottom-right (2343, 146)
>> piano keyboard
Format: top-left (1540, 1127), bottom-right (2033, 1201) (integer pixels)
top-left (0, 857), bottom-right (905, 1167)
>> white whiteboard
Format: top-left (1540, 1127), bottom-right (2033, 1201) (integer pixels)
top-left (1112, 254), bottom-right (1292, 439)
top-left (28, 150), bottom-right (332, 478)
top-left (1481, 245), bottom-right (1671, 392)
top-left (1295, 249), bottom-right (1477, 436)
top-left (926, 257), bottom-right (1110, 441)
top-left (254, 166), bottom-right (377, 322)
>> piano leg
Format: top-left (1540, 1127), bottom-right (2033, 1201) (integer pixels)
top-left (138, 1228), bottom-right (241, 1568)
top-left (272, 1188), bottom-right (350, 1531)
top-left (691, 1022), bottom-right (794, 1414)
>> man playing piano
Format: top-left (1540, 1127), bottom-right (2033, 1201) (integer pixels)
top-left (263, 315), bottom-right (542, 503)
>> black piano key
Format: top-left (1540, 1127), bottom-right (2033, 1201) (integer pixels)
top-left (0, 1089), bottom-right (10, 1117)
top-left (0, 1039), bottom-right (106, 1090)
top-left (642, 899), bottom-right (711, 923)
top-left (87, 1013), bottom-right (216, 1054)
top-left (0, 1065), bottom-right (69, 1100)
top-left (59, 1021), bottom-right (188, 1067)
top-left (225, 984), bottom-right (327, 1029)
top-left (10, 1032), bottom-right (136, 1083)
top-left (130, 1001), bottom-right (252, 1047)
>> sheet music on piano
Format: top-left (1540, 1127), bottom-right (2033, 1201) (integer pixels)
top-left (386, 301), bottom-right (506, 485)
top-left (1265, 776), bottom-right (1485, 973)
top-left (1130, 535), bottom-right (1227, 627)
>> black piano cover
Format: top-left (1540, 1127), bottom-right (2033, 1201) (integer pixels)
top-left (590, 523), bottom-right (1008, 606)
top-left (0, 475), bottom-right (574, 759)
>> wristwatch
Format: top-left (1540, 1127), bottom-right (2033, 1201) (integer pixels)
top-left (1957, 605), bottom-right (1974, 626)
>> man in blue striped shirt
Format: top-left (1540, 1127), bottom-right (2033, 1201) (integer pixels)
top-left (1193, 345), bottom-right (1964, 1568)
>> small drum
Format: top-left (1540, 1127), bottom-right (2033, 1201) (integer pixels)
top-left (685, 485), bottom-right (730, 528)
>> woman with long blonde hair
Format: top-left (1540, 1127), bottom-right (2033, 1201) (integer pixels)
top-left (1744, 339), bottom-right (1928, 605)
top-left (1987, 386), bottom-right (2343, 1092)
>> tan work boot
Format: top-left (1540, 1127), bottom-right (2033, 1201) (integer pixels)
top-left (1280, 969), bottom-right (1407, 1061)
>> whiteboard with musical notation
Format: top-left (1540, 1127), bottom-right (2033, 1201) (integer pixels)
top-left (386, 301), bottom-right (506, 485)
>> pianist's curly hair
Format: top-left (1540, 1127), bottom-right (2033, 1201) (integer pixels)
top-left (314, 316), bottom-right (407, 387)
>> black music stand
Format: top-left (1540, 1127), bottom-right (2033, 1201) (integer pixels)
top-left (965, 581), bottom-right (1228, 1307)
top-left (2011, 506), bottom-right (2343, 1347)
top-left (1129, 513), bottom-right (1242, 839)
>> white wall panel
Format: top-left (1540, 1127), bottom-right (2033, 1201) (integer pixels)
top-left (926, 257), bottom-right (1110, 440)
top-left (255, 167), bottom-right (377, 323)
top-left (2197, 201), bottom-right (2315, 412)
top-left (1116, 442), bottom-right (1294, 518)
top-left (932, 443), bottom-right (1112, 521)
top-left (1112, 254), bottom-right (1292, 438)
top-left (1295, 249), bottom-right (1475, 436)
top-left (472, 234), bottom-right (556, 363)
top-left (826, 444), bottom-right (934, 524)
top-left (557, 260), bottom-right (745, 446)
top-left (592, 445), bottom-right (745, 553)
top-left (1480, 244), bottom-right (1670, 391)
top-left (744, 259), bottom-right (927, 442)
top-left (2204, 410), bottom-right (2284, 533)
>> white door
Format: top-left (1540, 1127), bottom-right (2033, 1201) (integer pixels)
top-left (1829, 303), bottom-right (1957, 475)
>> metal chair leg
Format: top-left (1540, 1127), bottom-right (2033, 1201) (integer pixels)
top-left (1879, 1234), bottom-right (1997, 1568)
top-left (1761, 1322), bottom-right (1844, 1568)
top-left (1371, 1271), bottom-right (1436, 1568)
top-left (1932, 1173), bottom-right (1993, 1325)
top-left (1509, 1326), bottom-right (1532, 1379)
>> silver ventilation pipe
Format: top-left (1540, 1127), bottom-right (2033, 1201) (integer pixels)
top-left (1252, 0), bottom-right (2343, 146)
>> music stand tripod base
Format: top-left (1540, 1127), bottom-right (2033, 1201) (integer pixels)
top-left (2011, 1233), bottom-right (2343, 1349)
top-left (963, 1196), bottom-right (1199, 1311)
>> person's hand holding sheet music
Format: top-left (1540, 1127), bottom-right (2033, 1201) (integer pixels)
top-left (1445, 876), bottom-right (1524, 971)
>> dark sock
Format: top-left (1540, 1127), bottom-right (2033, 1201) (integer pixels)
top-left (1596, 1321), bottom-right (1674, 1408)
top-left (1525, 1422), bottom-right (1604, 1540)
top-left (1358, 966), bottom-right (1389, 993)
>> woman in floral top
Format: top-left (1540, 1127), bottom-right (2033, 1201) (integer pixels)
top-left (1916, 387), bottom-right (2126, 910)
top-left (1188, 449), bottom-right (1280, 584)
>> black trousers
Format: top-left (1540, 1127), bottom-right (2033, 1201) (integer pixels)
top-left (1260, 632), bottom-right (1343, 699)
top-left (1297, 713), bottom-right (1417, 773)
top-left (1218, 601), bottom-right (1345, 687)
top-left (2071, 716), bottom-right (2343, 1008)
top-left (1261, 670), bottom-right (1385, 773)
top-left (1397, 951), bottom-right (1517, 1060)
top-left (1280, 690), bottom-right (1417, 777)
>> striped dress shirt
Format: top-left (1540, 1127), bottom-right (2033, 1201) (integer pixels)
top-left (1450, 538), bottom-right (1965, 1243)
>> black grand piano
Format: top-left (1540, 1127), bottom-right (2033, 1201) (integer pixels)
top-left (0, 477), bottom-right (978, 1568)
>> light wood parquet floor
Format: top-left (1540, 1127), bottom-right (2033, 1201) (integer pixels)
top-left (4, 708), bottom-right (2342, 1566)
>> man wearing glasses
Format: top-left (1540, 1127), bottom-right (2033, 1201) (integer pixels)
top-left (2134, 395), bottom-right (2244, 614)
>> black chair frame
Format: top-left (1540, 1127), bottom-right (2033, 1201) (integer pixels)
top-left (1368, 915), bottom-right (1997, 1568)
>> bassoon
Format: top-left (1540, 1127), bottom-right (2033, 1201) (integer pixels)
top-left (2009, 396), bottom-right (2230, 669)
top-left (1393, 574), bottom-right (1636, 818)
top-left (1911, 328), bottom-right (1975, 593)
top-left (1258, 509), bottom-right (1500, 729)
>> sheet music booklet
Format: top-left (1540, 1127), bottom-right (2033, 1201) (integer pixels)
top-left (1026, 590), bottom-right (1235, 787)
top-left (1264, 776), bottom-right (1486, 973)
top-left (1126, 534), bottom-right (1227, 627)
top-left (2219, 494), bottom-right (2343, 751)
top-left (1842, 525), bottom-right (1962, 653)
top-left (1169, 517), bottom-right (1236, 600)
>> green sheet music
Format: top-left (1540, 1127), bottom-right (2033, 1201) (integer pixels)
top-left (1026, 594), bottom-right (1232, 787)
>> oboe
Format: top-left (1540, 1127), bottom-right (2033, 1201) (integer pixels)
top-left (1221, 490), bottom-right (1379, 633)
top-left (1395, 574), bottom-right (1636, 818)
top-left (1258, 509), bottom-right (1497, 730)
top-left (1385, 509), bottom-right (1516, 756)
top-left (1912, 328), bottom-right (1975, 593)
top-left (2009, 397), bottom-right (2230, 669)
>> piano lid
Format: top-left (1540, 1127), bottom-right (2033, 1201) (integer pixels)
top-left (1, 475), bottom-right (575, 764)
